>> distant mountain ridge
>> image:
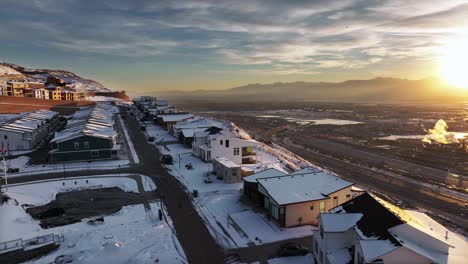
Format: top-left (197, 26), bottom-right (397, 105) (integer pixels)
top-left (151, 77), bottom-right (467, 103)
top-left (0, 62), bottom-right (111, 93)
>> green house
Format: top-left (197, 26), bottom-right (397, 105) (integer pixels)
top-left (49, 133), bottom-right (115, 163)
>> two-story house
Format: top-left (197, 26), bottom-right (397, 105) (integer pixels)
top-left (313, 193), bottom-right (452, 264)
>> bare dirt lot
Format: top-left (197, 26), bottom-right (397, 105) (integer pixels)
top-left (26, 187), bottom-right (156, 228)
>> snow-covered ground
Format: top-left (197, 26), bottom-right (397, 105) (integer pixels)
top-left (0, 174), bottom-right (186, 264)
top-left (267, 254), bottom-right (315, 264)
top-left (143, 120), bottom-right (316, 249)
top-left (0, 65), bottom-right (22, 75)
top-left (117, 114), bottom-right (140, 164)
top-left (5, 156), bottom-right (130, 177)
top-left (2, 174), bottom-right (156, 205)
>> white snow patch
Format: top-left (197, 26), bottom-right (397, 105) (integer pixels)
top-left (267, 254), bottom-right (315, 264)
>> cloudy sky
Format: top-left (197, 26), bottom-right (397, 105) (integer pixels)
top-left (1, 0), bottom-right (467, 92)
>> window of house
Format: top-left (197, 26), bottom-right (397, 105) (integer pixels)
top-left (271, 204), bottom-right (279, 220)
top-left (225, 140), bottom-right (229, 147)
top-left (333, 196), bottom-right (338, 207)
top-left (220, 140), bottom-right (223, 145)
top-left (233, 147), bottom-right (240, 156)
top-left (91, 150), bottom-right (99, 157)
top-left (346, 194), bottom-right (351, 201)
top-left (83, 142), bottom-right (89, 149)
top-left (310, 205), bottom-right (314, 211)
top-left (319, 201), bottom-right (325, 213)
top-left (3, 135), bottom-right (7, 140)
top-left (74, 142), bottom-right (79, 150)
top-left (232, 170), bottom-right (237, 176)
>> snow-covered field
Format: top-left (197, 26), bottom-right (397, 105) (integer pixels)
top-left (0, 174), bottom-right (186, 264)
top-left (267, 254), bottom-right (315, 264)
top-left (0, 65), bottom-right (22, 75)
top-left (6, 156), bottom-right (130, 177)
top-left (3, 174), bottom-right (156, 206)
top-left (143, 120), bottom-right (316, 249)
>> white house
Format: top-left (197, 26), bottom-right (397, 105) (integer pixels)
top-left (0, 109), bottom-right (59, 151)
top-left (34, 88), bottom-right (50, 99)
top-left (243, 167), bottom-right (354, 227)
top-left (313, 193), bottom-right (452, 264)
top-left (192, 130), bottom-right (258, 164)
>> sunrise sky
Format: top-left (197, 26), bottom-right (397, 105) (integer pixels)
top-left (1, 0), bottom-right (467, 92)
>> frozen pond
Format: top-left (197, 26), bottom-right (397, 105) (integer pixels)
top-left (256, 115), bottom-right (363, 125)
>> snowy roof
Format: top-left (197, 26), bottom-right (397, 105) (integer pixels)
top-left (243, 168), bottom-right (286, 183)
top-left (0, 109), bottom-right (58, 133)
top-left (181, 128), bottom-right (210, 138)
top-left (320, 213), bottom-right (363, 232)
top-left (193, 131), bottom-right (211, 138)
top-left (258, 171), bottom-right (353, 205)
top-left (290, 167), bottom-right (322, 175)
top-left (327, 248), bottom-right (352, 264)
top-left (52, 103), bottom-right (115, 143)
top-left (214, 157), bottom-right (241, 168)
top-left (159, 113), bottom-right (194, 122)
top-left (359, 240), bottom-right (400, 263)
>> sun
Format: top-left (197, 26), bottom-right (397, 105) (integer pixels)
top-left (438, 37), bottom-right (468, 89)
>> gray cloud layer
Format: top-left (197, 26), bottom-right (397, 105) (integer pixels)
top-left (1, 0), bottom-right (467, 76)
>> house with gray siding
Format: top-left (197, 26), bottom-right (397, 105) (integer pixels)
top-left (49, 104), bottom-right (117, 162)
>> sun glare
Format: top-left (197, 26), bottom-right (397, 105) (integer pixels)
top-left (438, 37), bottom-right (468, 89)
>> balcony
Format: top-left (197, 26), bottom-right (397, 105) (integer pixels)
top-left (242, 146), bottom-right (256, 157)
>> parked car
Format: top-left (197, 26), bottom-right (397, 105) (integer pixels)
top-left (278, 243), bottom-right (309, 257)
top-left (161, 155), bottom-right (173, 165)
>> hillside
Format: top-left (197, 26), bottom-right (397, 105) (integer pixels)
top-left (0, 65), bottom-right (22, 76)
top-left (0, 62), bottom-right (111, 93)
top-left (151, 77), bottom-right (467, 103)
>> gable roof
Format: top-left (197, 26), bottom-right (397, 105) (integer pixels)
top-left (320, 213), bottom-right (363, 232)
top-left (243, 168), bottom-right (286, 183)
top-left (258, 170), bottom-right (353, 205)
top-left (330, 193), bottom-right (404, 241)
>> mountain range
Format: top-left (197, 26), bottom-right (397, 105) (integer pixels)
top-left (150, 77), bottom-right (467, 103)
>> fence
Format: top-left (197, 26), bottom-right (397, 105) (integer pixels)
top-left (0, 233), bottom-right (64, 254)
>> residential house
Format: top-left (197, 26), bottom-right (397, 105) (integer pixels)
top-left (156, 113), bottom-right (194, 131)
top-left (172, 118), bottom-right (224, 147)
top-left (49, 104), bottom-right (118, 162)
top-left (0, 80), bottom-right (8, 96)
top-left (34, 88), bottom-right (50, 100)
top-left (313, 193), bottom-right (452, 264)
top-left (0, 109), bottom-right (59, 151)
top-left (61, 88), bottom-right (73, 101)
top-left (213, 157), bottom-right (242, 183)
top-left (46, 85), bottom-right (62, 100)
top-left (192, 130), bottom-right (258, 164)
top-left (74, 88), bottom-right (86, 101)
top-left (25, 82), bottom-right (45, 97)
top-left (8, 81), bottom-right (28, 97)
top-left (243, 167), bottom-right (353, 227)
